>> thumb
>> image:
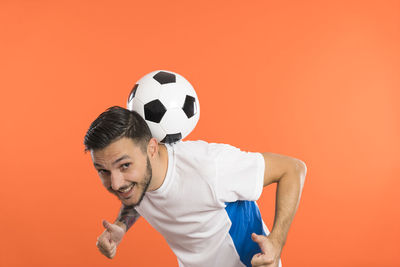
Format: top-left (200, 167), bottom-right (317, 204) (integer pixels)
top-left (251, 233), bottom-right (263, 243)
top-left (102, 219), bottom-right (113, 232)
top-left (102, 219), bottom-right (125, 246)
top-left (251, 233), bottom-right (266, 252)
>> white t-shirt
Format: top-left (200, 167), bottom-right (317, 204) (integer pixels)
top-left (135, 140), bottom-right (280, 267)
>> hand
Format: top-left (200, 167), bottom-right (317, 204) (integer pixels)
top-left (251, 233), bottom-right (282, 267)
top-left (96, 220), bottom-right (126, 259)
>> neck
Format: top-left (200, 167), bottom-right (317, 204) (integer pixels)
top-left (148, 143), bottom-right (168, 191)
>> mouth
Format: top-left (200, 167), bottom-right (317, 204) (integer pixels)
top-left (117, 183), bottom-right (135, 199)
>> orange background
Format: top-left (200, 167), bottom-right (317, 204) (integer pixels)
top-left (1, 1), bottom-right (399, 266)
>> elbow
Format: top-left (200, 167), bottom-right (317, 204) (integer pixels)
top-left (295, 160), bottom-right (307, 186)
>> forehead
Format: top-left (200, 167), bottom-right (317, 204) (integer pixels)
top-left (91, 137), bottom-right (144, 164)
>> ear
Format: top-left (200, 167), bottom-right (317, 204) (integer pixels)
top-left (147, 137), bottom-right (159, 158)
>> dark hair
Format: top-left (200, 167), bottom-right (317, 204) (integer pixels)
top-left (84, 106), bottom-right (152, 152)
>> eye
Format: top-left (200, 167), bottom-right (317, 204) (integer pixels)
top-left (98, 169), bottom-right (110, 176)
top-left (121, 163), bottom-right (131, 170)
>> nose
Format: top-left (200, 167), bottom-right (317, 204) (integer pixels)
top-left (110, 171), bottom-right (124, 191)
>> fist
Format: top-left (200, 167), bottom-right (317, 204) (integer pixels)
top-left (251, 233), bottom-right (282, 267)
top-left (96, 220), bottom-right (126, 259)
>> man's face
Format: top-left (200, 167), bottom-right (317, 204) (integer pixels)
top-left (91, 137), bottom-right (152, 207)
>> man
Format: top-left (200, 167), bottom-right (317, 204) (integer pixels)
top-left (84, 106), bottom-right (307, 267)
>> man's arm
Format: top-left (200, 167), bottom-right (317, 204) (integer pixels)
top-left (114, 204), bottom-right (141, 232)
top-left (251, 152), bottom-right (307, 266)
top-left (96, 204), bottom-right (140, 259)
top-left (262, 152), bottom-right (307, 246)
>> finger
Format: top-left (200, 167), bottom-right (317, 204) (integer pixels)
top-left (106, 244), bottom-right (117, 259)
top-left (96, 242), bottom-right (111, 258)
top-left (251, 253), bottom-right (274, 266)
top-left (253, 263), bottom-right (274, 267)
top-left (98, 246), bottom-right (110, 258)
top-left (101, 248), bottom-right (113, 259)
top-left (97, 240), bottom-right (110, 256)
top-left (99, 229), bottom-right (111, 241)
top-left (97, 242), bottom-right (116, 259)
top-left (98, 241), bottom-right (115, 254)
top-left (97, 236), bottom-right (113, 252)
top-left (109, 245), bottom-right (117, 258)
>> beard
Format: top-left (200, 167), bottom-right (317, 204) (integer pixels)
top-left (134, 157), bottom-right (152, 206)
top-left (108, 156), bottom-right (152, 207)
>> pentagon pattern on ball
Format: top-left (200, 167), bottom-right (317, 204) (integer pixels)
top-left (144, 100), bottom-right (166, 123)
top-left (128, 84), bottom-right (139, 103)
top-left (153, 71), bottom-right (176, 84)
top-left (127, 70), bottom-right (200, 144)
top-left (182, 95), bottom-right (197, 118)
top-left (161, 133), bottom-right (182, 143)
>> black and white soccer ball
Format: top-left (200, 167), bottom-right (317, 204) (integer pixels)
top-left (127, 70), bottom-right (200, 144)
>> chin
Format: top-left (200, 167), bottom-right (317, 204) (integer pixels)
top-left (121, 193), bottom-right (143, 207)
top-left (122, 199), bottom-right (137, 206)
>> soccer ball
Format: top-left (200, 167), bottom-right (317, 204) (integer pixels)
top-left (127, 70), bottom-right (200, 144)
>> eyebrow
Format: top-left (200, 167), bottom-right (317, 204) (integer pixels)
top-left (93, 155), bottom-right (131, 169)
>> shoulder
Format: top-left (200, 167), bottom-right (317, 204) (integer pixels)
top-left (172, 139), bottom-right (209, 149)
top-left (171, 140), bottom-right (240, 158)
top-left (166, 140), bottom-right (241, 170)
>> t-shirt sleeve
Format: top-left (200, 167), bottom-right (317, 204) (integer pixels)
top-left (209, 143), bottom-right (265, 203)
